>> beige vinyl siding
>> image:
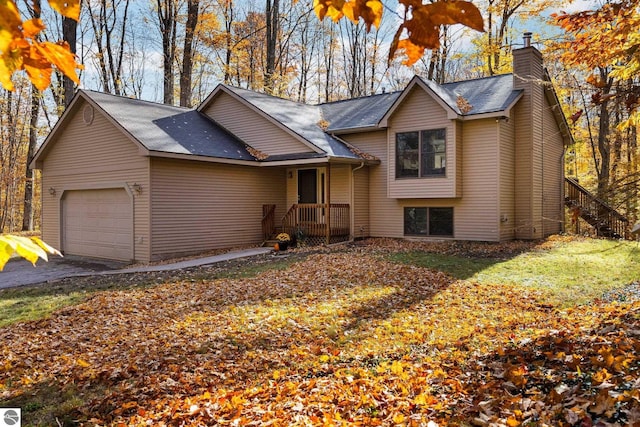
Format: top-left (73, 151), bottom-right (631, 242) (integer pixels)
top-left (455, 121), bottom-right (463, 197)
top-left (202, 92), bottom-right (313, 156)
top-left (330, 164), bottom-right (350, 203)
top-left (499, 118), bottom-right (516, 241)
top-left (542, 95), bottom-right (565, 236)
top-left (387, 86), bottom-right (458, 198)
top-left (40, 100), bottom-right (150, 261)
top-left (342, 131), bottom-right (403, 237)
top-left (455, 119), bottom-right (499, 241)
top-left (513, 47), bottom-right (545, 239)
top-left (150, 158), bottom-right (285, 260)
top-left (353, 165), bottom-right (369, 238)
top-left (344, 121), bottom-right (500, 241)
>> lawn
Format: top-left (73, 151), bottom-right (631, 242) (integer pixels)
top-left (1, 236), bottom-right (639, 426)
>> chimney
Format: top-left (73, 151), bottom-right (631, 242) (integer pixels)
top-left (512, 33), bottom-right (545, 240)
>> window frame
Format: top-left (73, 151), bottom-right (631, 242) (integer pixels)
top-left (395, 128), bottom-right (447, 179)
top-left (403, 207), bottom-right (454, 237)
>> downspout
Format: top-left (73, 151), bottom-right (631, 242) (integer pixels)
top-left (351, 161), bottom-right (366, 241)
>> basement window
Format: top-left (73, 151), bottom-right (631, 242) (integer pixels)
top-left (404, 207), bottom-right (453, 237)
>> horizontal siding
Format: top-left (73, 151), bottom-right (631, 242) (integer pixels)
top-left (542, 95), bottom-right (565, 236)
top-left (40, 100), bottom-right (150, 261)
top-left (342, 131), bottom-right (403, 238)
top-left (150, 158), bottom-right (286, 260)
top-left (330, 164), bottom-right (350, 204)
top-left (353, 165), bottom-right (369, 238)
top-left (344, 120), bottom-right (500, 241)
top-left (387, 87), bottom-right (457, 198)
top-left (203, 92), bottom-right (312, 156)
top-left (499, 118), bottom-right (516, 241)
top-left (455, 119), bottom-right (499, 241)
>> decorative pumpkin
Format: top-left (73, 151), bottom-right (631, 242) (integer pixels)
top-left (274, 242), bottom-right (280, 251)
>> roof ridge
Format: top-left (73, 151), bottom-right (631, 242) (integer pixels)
top-left (317, 91), bottom-right (402, 106)
top-left (81, 89), bottom-right (192, 111)
top-left (221, 84), bottom-right (313, 108)
top-left (443, 73), bottom-right (513, 87)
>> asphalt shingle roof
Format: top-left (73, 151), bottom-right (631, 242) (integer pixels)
top-left (438, 74), bottom-right (523, 116)
top-left (82, 90), bottom-right (256, 161)
top-left (320, 92), bottom-right (402, 132)
top-left (221, 85), bottom-right (361, 159)
top-left (79, 73), bottom-right (522, 163)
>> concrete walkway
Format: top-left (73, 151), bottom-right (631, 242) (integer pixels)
top-left (1, 247), bottom-right (273, 289)
top-left (104, 247), bottom-right (273, 274)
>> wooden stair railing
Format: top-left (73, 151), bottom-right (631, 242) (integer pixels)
top-left (282, 204), bottom-right (350, 244)
top-left (262, 204), bottom-right (276, 241)
top-left (564, 177), bottom-right (629, 239)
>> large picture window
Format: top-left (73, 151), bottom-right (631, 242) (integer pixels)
top-left (404, 207), bottom-right (454, 237)
top-left (396, 129), bottom-right (446, 178)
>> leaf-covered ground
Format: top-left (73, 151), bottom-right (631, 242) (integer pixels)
top-left (1, 238), bottom-right (639, 426)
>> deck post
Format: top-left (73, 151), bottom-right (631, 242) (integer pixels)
top-left (326, 164), bottom-right (331, 245)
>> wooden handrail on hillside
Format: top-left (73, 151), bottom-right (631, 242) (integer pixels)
top-left (282, 203), bottom-right (350, 244)
top-left (262, 204), bottom-right (276, 241)
top-left (565, 177), bottom-right (629, 238)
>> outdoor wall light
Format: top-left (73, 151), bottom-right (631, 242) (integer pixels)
top-left (132, 183), bottom-right (142, 194)
top-left (48, 187), bottom-right (56, 196)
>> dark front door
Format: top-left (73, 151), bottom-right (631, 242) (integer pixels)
top-left (298, 169), bottom-right (317, 203)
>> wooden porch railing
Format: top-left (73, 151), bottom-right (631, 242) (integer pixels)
top-left (262, 204), bottom-right (276, 241)
top-left (565, 177), bottom-right (629, 239)
top-left (282, 203), bottom-right (350, 245)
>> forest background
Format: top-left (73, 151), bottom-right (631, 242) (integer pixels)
top-left (0, 0), bottom-right (638, 238)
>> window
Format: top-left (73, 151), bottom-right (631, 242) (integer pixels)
top-left (396, 129), bottom-right (446, 178)
top-left (404, 207), bottom-right (453, 237)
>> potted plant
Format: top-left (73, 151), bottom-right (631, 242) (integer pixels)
top-left (276, 233), bottom-right (291, 250)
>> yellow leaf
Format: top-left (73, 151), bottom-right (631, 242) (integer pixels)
top-left (393, 413), bottom-right (405, 424)
top-left (31, 237), bottom-right (63, 257)
top-left (0, 2), bottom-right (22, 53)
top-left (47, 0), bottom-right (81, 21)
top-left (6, 235), bottom-right (46, 266)
top-left (364, 0), bottom-right (383, 29)
top-left (77, 358), bottom-right (91, 368)
top-left (506, 416), bottom-right (520, 427)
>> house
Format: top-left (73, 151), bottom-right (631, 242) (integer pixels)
top-left (31, 36), bottom-right (571, 262)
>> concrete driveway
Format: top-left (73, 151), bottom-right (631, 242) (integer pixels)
top-left (0, 255), bottom-right (126, 289)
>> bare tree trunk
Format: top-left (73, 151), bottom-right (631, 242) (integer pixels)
top-left (22, 87), bottom-right (39, 232)
top-left (158, 0), bottom-right (177, 104)
top-left (264, 0), bottom-right (279, 94)
top-left (180, 0), bottom-right (199, 107)
top-left (62, 16), bottom-right (78, 107)
top-left (22, 0), bottom-right (42, 231)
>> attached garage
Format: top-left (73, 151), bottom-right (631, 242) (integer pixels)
top-left (62, 188), bottom-right (133, 261)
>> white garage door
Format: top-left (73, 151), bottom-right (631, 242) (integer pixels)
top-left (63, 188), bottom-right (133, 261)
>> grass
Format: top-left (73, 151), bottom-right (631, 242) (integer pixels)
top-left (388, 237), bottom-right (640, 306)
top-left (0, 253), bottom-right (302, 328)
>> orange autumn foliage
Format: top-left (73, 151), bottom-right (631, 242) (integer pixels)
top-left (0, 0), bottom-right (81, 91)
top-left (312, 0), bottom-right (484, 65)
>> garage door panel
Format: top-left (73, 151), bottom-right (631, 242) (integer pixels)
top-left (63, 188), bottom-right (133, 261)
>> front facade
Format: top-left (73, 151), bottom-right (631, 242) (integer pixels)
top-left (32, 42), bottom-right (571, 262)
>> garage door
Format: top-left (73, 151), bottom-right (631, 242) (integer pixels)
top-left (63, 188), bottom-right (133, 260)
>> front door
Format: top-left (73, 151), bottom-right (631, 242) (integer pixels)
top-left (298, 169), bottom-right (317, 203)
